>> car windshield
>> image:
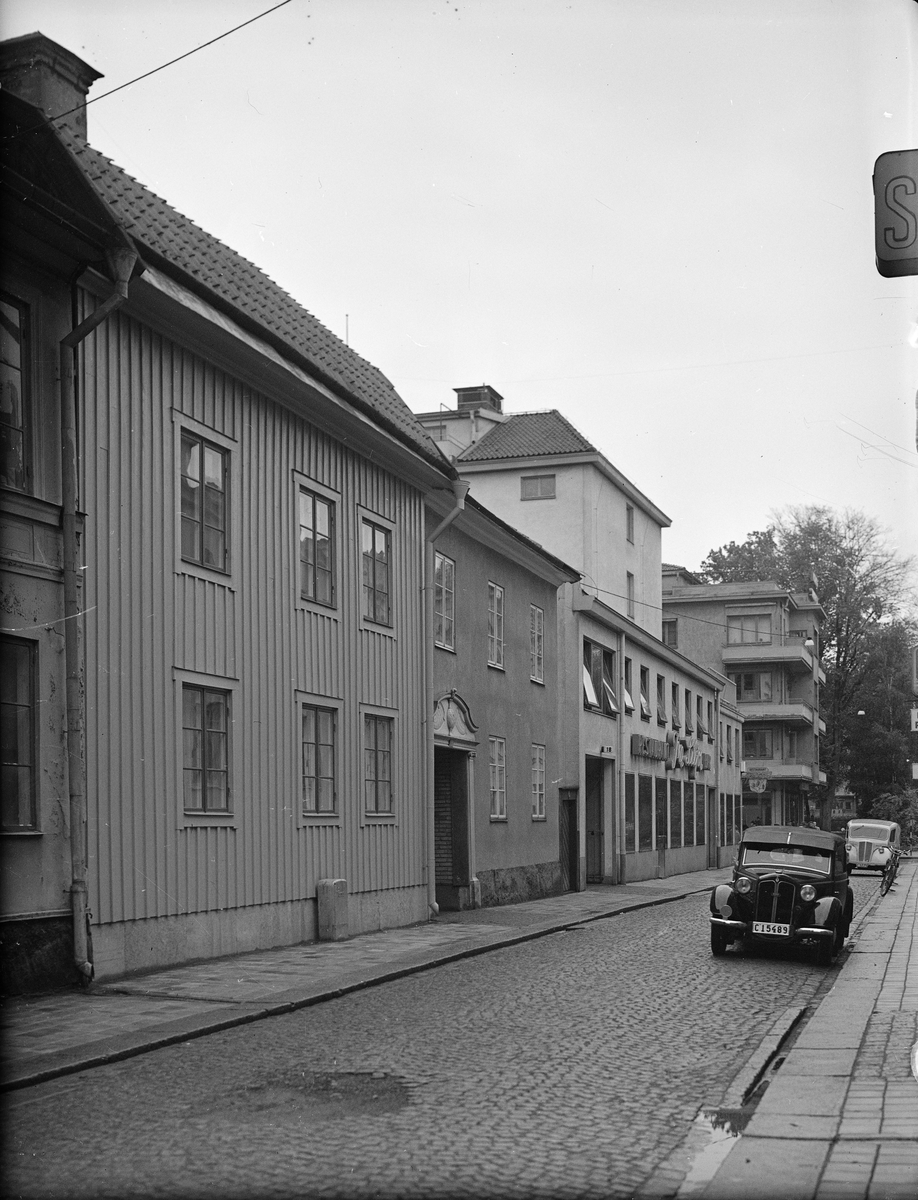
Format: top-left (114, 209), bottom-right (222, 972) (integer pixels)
top-left (848, 824), bottom-right (893, 842)
top-left (741, 844), bottom-right (831, 873)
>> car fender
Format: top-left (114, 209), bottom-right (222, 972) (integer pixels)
top-left (711, 884), bottom-right (736, 917)
top-left (812, 895), bottom-right (841, 929)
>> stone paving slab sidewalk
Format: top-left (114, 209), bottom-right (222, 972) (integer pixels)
top-left (0, 868), bottom-right (723, 1092)
top-left (700, 859), bottom-right (918, 1200)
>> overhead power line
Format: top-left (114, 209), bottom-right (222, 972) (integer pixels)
top-left (2, 0), bottom-right (293, 140)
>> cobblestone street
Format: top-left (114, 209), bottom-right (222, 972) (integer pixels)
top-left (3, 877), bottom-right (883, 1200)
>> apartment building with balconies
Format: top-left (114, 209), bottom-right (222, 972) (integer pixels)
top-left (662, 568), bottom-right (827, 829)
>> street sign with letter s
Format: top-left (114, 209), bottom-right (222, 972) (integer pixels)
top-left (874, 149), bottom-right (918, 277)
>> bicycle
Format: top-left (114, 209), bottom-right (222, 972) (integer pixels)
top-left (879, 852), bottom-right (899, 896)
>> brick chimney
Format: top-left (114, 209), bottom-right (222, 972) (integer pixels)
top-left (0, 32), bottom-right (102, 140)
top-left (453, 384), bottom-right (503, 414)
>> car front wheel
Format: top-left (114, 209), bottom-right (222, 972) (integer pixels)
top-left (816, 931), bottom-right (835, 967)
top-left (710, 926), bottom-right (729, 957)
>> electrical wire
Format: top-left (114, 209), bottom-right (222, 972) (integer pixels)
top-left (1, 0), bottom-right (293, 142)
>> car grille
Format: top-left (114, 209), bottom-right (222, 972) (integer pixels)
top-left (855, 840), bottom-right (875, 865)
top-left (754, 878), bottom-right (796, 924)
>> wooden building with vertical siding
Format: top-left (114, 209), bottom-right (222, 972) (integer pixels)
top-left (0, 34), bottom-right (461, 987)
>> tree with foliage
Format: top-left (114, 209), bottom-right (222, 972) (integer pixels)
top-left (867, 788), bottom-right (918, 851)
top-left (847, 620), bottom-right (917, 806)
top-left (699, 505), bottom-right (915, 812)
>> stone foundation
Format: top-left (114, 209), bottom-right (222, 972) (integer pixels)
top-left (476, 861), bottom-right (563, 908)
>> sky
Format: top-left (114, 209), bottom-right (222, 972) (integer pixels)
top-left (2, 0), bottom-right (917, 573)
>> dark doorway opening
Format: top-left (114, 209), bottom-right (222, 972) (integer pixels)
top-left (434, 746), bottom-right (471, 910)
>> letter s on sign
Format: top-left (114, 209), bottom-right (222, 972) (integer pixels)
top-left (885, 176), bottom-right (918, 250)
top-left (874, 149), bottom-right (918, 276)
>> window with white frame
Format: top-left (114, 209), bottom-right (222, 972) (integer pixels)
top-left (696, 695), bottom-right (708, 736)
top-left (706, 700), bottom-right (714, 742)
top-left (362, 519), bottom-right (392, 625)
top-left (182, 684), bottom-right (230, 812)
top-left (626, 504), bottom-right (635, 543)
top-left (363, 714), bottom-right (393, 813)
top-left (434, 553), bottom-right (455, 650)
top-left (1, 636), bottom-right (36, 829)
top-left (488, 582), bottom-right (504, 667)
top-left (489, 736), bottom-right (506, 819)
top-left (301, 704), bottom-right (336, 814)
top-left (584, 639), bottom-right (619, 715)
top-left (520, 474), bottom-right (555, 500)
top-left (727, 613), bottom-right (772, 645)
top-left (530, 604), bottom-right (544, 682)
top-left (0, 292), bottom-right (30, 492)
top-left (671, 681), bottom-right (681, 728)
top-left (656, 674), bottom-right (667, 724)
top-left (531, 743), bottom-right (546, 819)
top-left (299, 488), bottom-right (335, 606)
top-left (181, 431), bottom-right (228, 572)
top-left (626, 572), bottom-right (635, 618)
top-left (623, 657), bottom-right (635, 713)
top-left (662, 619), bottom-right (678, 648)
top-left (684, 688), bottom-right (693, 732)
top-left (639, 665), bottom-right (652, 720)
top-left (726, 724), bottom-right (734, 762)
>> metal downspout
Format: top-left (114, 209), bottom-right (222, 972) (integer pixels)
top-left (424, 479), bottom-right (470, 917)
top-left (712, 689), bottom-right (722, 869)
top-left (61, 247), bottom-right (137, 984)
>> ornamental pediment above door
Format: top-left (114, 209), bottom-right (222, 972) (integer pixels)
top-left (433, 691), bottom-right (479, 748)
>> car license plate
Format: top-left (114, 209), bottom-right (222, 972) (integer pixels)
top-left (752, 921), bottom-right (790, 936)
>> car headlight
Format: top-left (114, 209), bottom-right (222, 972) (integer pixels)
top-left (845, 843), bottom-right (853, 853)
top-left (800, 884), bottom-right (816, 902)
top-left (735, 876), bottom-right (753, 894)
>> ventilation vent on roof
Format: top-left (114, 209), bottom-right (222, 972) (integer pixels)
top-left (454, 384), bottom-right (503, 413)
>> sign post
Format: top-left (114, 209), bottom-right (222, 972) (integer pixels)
top-left (874, 149), bottom-right (918, 277)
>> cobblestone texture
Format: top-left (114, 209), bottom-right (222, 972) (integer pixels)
top-left (2, 883), bottom-right (877, 1200)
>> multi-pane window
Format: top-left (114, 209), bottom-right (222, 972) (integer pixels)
top-left (684, 688), bottom-right (693, 732)
top-left (696, 695), bottom-right (708, 736)
top-left (656, 674), bottom-right (667, 724)
top-left (662, 619), bottom-right (678, 648)
top-left (671, 681), bottom-right (681, 728)
top-left (488, 582), bottom-right (504, 667)
top-left (727, 613), bottom-right (772, 644)
top-left (529, 604), bottom-right (544, 682)
top-left (362, 520), bottom-right (391, 625)
top-left (531, 743), bottom-right (546, 819)
top-left (302, 704), bottom-right (335, 814)
top-left (726, 724), bottom-right (734, 762)
top-left (520, 474), bottom-right (556, 500)
top-left (623, 658), bottom-right (635, 713)
top-left (743, 728), bottom-right (773, 759)
top-left (626, 504), bottom-right (635, 543)
top-left (182, 685), bottom-right (230, 812)
top-left (299, 489), bottom-right (334, 606)
top-left (363, 714), bottom-right (393, 813)
top-left (489, 736), bottom-right (506, 819)
top-left (181, 432), bottom-right (228, 571)
top-left (583, 639), bottom-right (619, 715)
top-left (0, 293), bottom-right (29, 492)
top-left (731, 671), bottom-right (773, 702)
top-left (626, 572), bottom-right (635, 618)
top-left (434, 553), bottom-right (455, 650)
top-left (639, 666), bottom-right (652, 720)
top-left (1, 636), bottom-right (36, 829)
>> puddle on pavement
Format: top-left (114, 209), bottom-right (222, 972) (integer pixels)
top-left (675, 1078), bottom-right (771, 1196)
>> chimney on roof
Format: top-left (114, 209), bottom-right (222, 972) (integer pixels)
top-left (454, 384), bottom-right (503, 414)
top-left (0, 32), bottom-right (102, 141)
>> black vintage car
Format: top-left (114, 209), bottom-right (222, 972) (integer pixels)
top-left (709, 825), bottom-right (853, 966)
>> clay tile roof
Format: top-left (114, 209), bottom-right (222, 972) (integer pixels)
top-left (458, 410), bottom-right (597, 462)
top-left (59, 130), bottom-right (449, 473)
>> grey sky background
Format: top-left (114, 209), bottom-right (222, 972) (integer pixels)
top-left (3, 0), bottom-right (916, 573)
